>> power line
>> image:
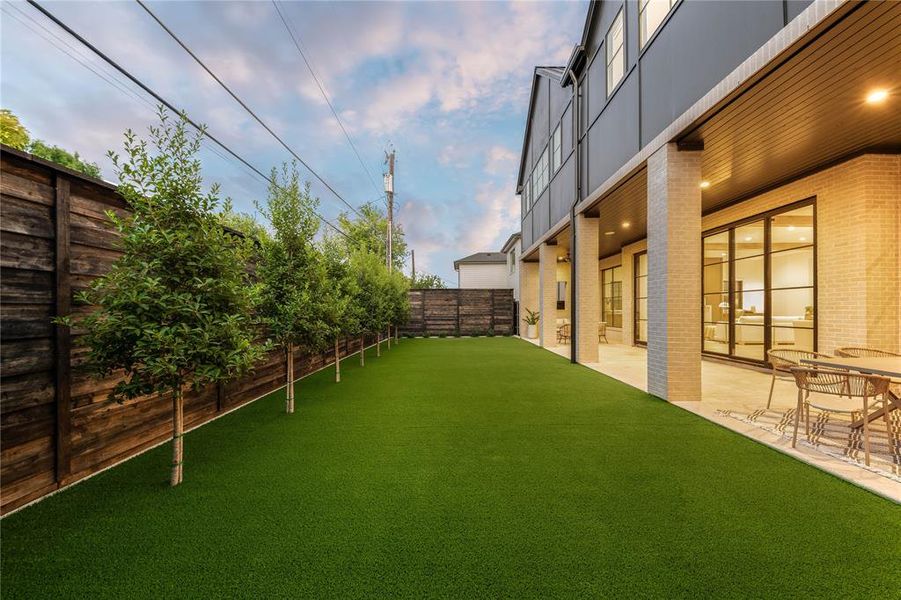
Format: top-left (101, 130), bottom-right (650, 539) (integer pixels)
top-left (25, 0), bottom-right (350, 240)
top-left (134, 0), bottom-right (364, 220)
top-left (270, 0), bottom-right (382, 200)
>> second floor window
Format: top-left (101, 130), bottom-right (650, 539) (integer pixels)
top-left (606, 8), bottom-right (625, 97)
top-left (551, 125), bottom-right (562, 173)
top-left (639, 0), bottom-right (677, 48)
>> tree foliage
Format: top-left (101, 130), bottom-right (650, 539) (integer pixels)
top-left (65, 107), bottom-right (263, 401)
top-left (1, 108), bottom-right (101, 178)
top-left (411, 272), bottom-right (446, 289)
top-left (0, 108), bottom-right (29, 150)
top-left (336, 203), bottom-right (407, 271)
top-left (255, 163), bottom-right (329, 352)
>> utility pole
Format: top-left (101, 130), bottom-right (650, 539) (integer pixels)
top-left (384, 148), bottom-right (395, 272)
top-left (411, 249), bottom-right (415, 283)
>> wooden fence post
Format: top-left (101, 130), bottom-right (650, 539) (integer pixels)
top-left (456, 289), bottom-right (461, 334)
top-left (490, 290), bottom-right (496, 333)
top-left (54, 175), bottom-right (72, 484)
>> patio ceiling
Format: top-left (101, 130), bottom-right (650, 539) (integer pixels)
top-left (584, 0), bottom-right (900, 259)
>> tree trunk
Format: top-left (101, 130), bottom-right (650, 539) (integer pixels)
top-left (335, 338), bottom-right (341, 383)
top-left (360, 336), bottom-right (365, 366)
top-left (286, 345), bottom-right (294, 414)
top-left (387, 325), bottom-right (391, 350)
top-left (170, 385), bottom-right (184, 487)
top-left (377, 331), bottom-right (381, 357)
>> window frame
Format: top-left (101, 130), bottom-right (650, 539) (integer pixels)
top-left (551, 124), bottom-right (562, 173)
top-left (605, 8), bottom-right (625, 98)
top-left (601, 265), bottom-right (623, 329)
top-left (639, 0), bottom-right (677, 49)
top-left (701, 198), bottom-right (817, 365)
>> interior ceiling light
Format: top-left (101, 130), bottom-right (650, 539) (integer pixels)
top-left (699, 181), bottom-right (711, 189)
top-left (622, 221), bottom-right (630, 228)
top-left (744, 236), bottom-right (753, 242)
top-left (800, 236), bottom-right (807, 241)
top-left (866, 88), bottom-right (889, 104)
top-left (604, 231), bottom-right (615, 236)
top-left (788, 225), bottom-right (796, 231)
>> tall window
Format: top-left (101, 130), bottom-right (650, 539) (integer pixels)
top-left (509, 248), bottom-right (516, 274)
top-left (639, 0), bottom-right (677, 48)
top-left (602, 266), bottom-right (623, 328)
top-left (634, 252), bottom-right (648, 344)
top-left (521, 179), bottom-right (531, 216)
top-left (606, 8), bottom-right (625, 97)
top-left (551, 125), bottom-right (562, 173)
top-left (702, 202), bottom-right (815, 363)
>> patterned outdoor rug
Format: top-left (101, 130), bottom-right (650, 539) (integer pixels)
top-left (716, 405), bottom-right (901, 481)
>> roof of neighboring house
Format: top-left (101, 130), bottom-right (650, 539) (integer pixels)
top-left (453, 252), bottom-right (508, 270)
top-left (500, 232), bottom-right (521, 254)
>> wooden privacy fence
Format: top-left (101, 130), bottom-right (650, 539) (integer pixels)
top-left (399, 289), bottom-right (514, 336)
top-left (0, 146), bottom-right (377, 514)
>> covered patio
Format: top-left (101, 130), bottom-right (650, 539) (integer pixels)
top-left (523, 336), bottom-right (900, 501)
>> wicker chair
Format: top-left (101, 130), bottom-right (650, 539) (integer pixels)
top-left (766, 349), bottom-right (834, 409)
top-left (834, 347), bottom-right (901, 358)
top-left (556, 323), bottom-right (570, 344)
top-left (598, 322), bottom-right (608, 344)
top-left (789, 367), bottom-right (892, 466)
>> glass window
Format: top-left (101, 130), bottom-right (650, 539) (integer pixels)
top-left (606, 9), bottom-right (625, 97)
top-left (602, 266), bottom-right (623, 328)
top-left (509, 249), bottom-right (516, 274)
top-left (701, 201), bottom-right (816, 363)
top-left (634, 252), bottom-right (648, 344)
top-left (552, 125), bottom-right (562, 173)
top-left (639, 0), bottom-right (676, 48)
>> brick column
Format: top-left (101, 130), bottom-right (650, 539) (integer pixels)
top-left (539, 242), bottom-right (558, 347)
top-left (574, 214), bottom-right (599, 363)
top-left (646, 143), bottom-right (702, 401)
top-left (520, 260), bottom-right (539, 337)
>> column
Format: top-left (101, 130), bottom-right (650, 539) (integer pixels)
top-left (646, 143), bottom-right (702, 402)
top-left (574, 214), bottom-right (599, 363)
top-left (538, 242), bottom-right (558, 347)
top-left (520, 260), bottom-right (539, 337)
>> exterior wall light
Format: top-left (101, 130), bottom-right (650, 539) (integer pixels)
top-left (866, 88), bottom-right (889, 104)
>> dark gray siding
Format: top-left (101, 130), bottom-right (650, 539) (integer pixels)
top-left (639, 0), bottom-right (783, 147)
top-left (520, 0), bottom-right (800, 248)
top-left (587, 72), bottom-right (639, 195)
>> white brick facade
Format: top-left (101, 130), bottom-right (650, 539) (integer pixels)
top-left (646, 145), bottom-right (703, 402)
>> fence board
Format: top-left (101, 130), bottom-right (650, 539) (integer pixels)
top-left (398, 288), bottom-right (513, 336)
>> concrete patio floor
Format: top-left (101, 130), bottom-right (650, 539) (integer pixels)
top-left (522, 336), bottom-right (901, 503)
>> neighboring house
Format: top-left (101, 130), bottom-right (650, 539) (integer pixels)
top-left (453, 252), bottom-right (508, 289)
top-left (516, 0), bottom-right (899, 402)
top-left (501, 232), bottom-right (522, 301)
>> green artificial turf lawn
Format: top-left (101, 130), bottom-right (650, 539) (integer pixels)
top-left (2, 338), bottom-right (899, 598)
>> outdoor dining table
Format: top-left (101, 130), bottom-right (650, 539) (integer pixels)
top-left (800, 356), bottom-right (901, 428)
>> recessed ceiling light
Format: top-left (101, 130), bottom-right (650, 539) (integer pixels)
top-left (699, 181), bottom-right (711, 189)
top-left (622, 221), bottom-right (630, 229)
top-left (787, 225), bottom-right (796, 231)
top-left (604, 231), bottom-right (615, 236)
top-left (744, 236), bottom-right (752, 242)
top-left (866, 88), bottom-right (889, 104)
top-left (799, 236), bottom-right (807, 241)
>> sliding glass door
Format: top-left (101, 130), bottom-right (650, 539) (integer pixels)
top-left (702, 201), bottom-right (815, 364)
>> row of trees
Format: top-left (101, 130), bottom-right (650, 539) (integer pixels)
top-left (62, 108), bottom-right (411, 486)
top-left (1, 108), bottom-right (102, 178)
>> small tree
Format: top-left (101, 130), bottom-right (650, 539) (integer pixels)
top-left (386, 269), bottom-right (411, 346)
top-left (411, 272), bottom-right (446, 289)
top-left (320, 240), bottom-right (359, 382)
top-left (349, 250), bottom-right (390, 363)
top-left (255, 163), bottom-right (328, 413)
top-left (63, 108), bottom-right (263, 486)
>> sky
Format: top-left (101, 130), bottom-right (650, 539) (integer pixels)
top-left (1, 0), bottom-right (587, 284)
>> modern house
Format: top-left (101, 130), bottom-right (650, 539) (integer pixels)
top-left (453, 251), bottom-right (509, 289)
top-left (516, 0), bottom-right (899, 405)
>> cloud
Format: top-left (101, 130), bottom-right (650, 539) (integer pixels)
top-left (484, 145), bottom-right (518, 175)
top-left (456, 179), bottom-right (520, 254)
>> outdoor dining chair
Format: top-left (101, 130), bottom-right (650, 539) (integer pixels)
top-left (789, 367), bottom-right (892, 466)
top-left (765, 349), bottom-right (834, 409)
top-left (557, 323), bottom-right (570, 344)
top-left (598, 321), bottom-right (608, 344)
top-left (834, 347), bottom-right (900, 358)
